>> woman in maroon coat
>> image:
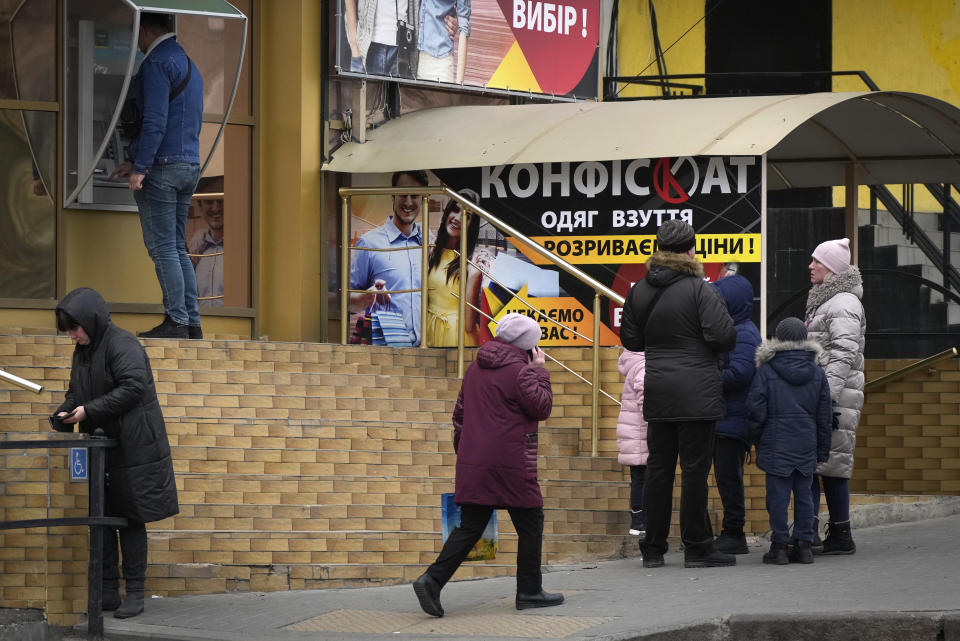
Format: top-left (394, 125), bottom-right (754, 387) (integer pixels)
top-left (413, 313), bottom-right (564, 617)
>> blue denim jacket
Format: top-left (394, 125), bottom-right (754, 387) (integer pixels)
top-left (130, 37), bottom-right (203, 174)
top-left (417, 0), bottom-right (471, 59)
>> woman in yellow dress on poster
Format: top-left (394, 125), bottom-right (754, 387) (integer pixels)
top-left (427, 189), bottom-right (489, 346)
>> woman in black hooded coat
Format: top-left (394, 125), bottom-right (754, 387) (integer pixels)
top-left (54, 287), bottom-right (178, 618)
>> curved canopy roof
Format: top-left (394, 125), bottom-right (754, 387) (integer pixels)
top-left (323, 91), bottom-right (960, 189)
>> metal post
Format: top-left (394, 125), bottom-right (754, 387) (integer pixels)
top-left (341, 196), bottom-right (350, 344)
top-left (458, 204), bottom-right (468, 378)
top-left (591, 294), bottom-right (601, 457)
top-left (87, 430), bottom-right (106, 641)
top-left (420, 195), bottom-right (429, 349)
top-left (944, 184), bottom-right (952, 293)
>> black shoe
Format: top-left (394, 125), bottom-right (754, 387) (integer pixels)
top-left (412, 573), bottom-right (444, 617)
top-left (101, 587), bottom-right (121, 611)
top-left (684, 549), bottom-right (736, 568)
top-left (762, 542), bottom-right (789, 565)
top-left (114, 592), bottom-right (144, 619)
top-left (516, 590), bottom-right (564, 610)
top-left (788, 540), bottom-right (814, 564)
top-left (137, 315), bottom-right (188, 339)
top-left (641, 551), bottom-right (664, 568)
top-left (715, 529), bottom-right (749, 555)
top-left (188, 325), bottom-right (203, 339)
top-left (821, 520), bottom-right (856, 555)
top-left (628, 510), bottom-right (646, 536)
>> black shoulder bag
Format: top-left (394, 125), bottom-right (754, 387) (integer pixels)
top-left (119, 56), bottom-right (193, 140)
top-left (396, 0), bottom-right (419, 78)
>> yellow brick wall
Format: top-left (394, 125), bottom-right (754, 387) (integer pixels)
top-left (2, 333), bottom-right (958, 624)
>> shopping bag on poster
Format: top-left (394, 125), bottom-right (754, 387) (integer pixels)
top-left (372, 302), bottom-right (413, 347)
top-left (441, 492), bottom-right (497, 561)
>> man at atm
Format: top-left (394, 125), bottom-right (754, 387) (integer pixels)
top-left (114, 12), bottom-right (204, 339)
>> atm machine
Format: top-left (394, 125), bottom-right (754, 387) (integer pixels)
top-left (62, 0), bottom-right (247, 211)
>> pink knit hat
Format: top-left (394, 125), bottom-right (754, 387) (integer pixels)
top-left (812, 238), bottom-right (851, 274)
top-left (496, 313), bottom-right (542, 350)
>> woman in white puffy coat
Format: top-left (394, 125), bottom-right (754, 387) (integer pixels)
top-left (616, 349), bottom-right (648, 536)
top-left (805, 238), bottom-right (866, 555)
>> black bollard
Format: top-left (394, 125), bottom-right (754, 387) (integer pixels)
top-left (86, 429), bottom-right (106, 641)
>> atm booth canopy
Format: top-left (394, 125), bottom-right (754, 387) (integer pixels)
top-left (59, 0), bottom-right (247, 210)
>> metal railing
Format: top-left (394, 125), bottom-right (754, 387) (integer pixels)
top-left (864, 347), bottom-right (958, 392)
top-left (338, 185), bottom-right (624, 456)
top-left (0, 368), bottom-right (43, 393)
top-left (0, 432), bottom-right (125, 641)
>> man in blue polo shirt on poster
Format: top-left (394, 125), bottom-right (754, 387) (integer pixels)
top-left (349, 170), bottom-right (429, 346)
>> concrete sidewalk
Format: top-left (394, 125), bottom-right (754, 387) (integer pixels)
top-left (91, 511), bottom-right (960, 641)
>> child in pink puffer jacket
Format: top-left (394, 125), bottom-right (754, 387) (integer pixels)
top-left (617, 349), bottom-right (648, 535)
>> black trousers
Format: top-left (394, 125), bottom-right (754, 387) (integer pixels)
top-left (630, 465), bottom-right (646, 512)
top-left (641, 420), bottom-right (716, 557)
top-left (426, 505), bottom-right (544, 594)
top-left (102, 521), bottom-right (148, 593)
top-left (712, 435), bottom-right (748, 532)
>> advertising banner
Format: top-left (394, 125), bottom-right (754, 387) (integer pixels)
top-left (432, 156), bottom-right (764, 346)
top-left (346, 157), bottom-right (762, 348)
top-left (336, 0), bottom-right (601, 101)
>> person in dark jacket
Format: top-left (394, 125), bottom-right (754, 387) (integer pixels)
top-left (747, 317), bottom-right (832, 565)
top-left (413, 313), bottom-right (563, 617)
top-left (711, 274), bottom-right (761, 555)
top-left (620, 219), bottom-right (737, 569)
top-left (53, 287), bottom-right (179, 618)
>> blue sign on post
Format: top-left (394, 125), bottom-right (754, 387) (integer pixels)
top-left (70, 447), bottom-right (87, 482)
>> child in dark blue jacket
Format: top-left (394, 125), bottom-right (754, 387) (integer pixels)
top-left (747, 317), bottom-right (832, 565)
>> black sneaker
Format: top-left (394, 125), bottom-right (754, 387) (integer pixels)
top-left (412, 573), bottom-right (444, 617)
top-left (642, 552), bottom-right (664, 568)
top-left (715, 529), bottom-right (749, 554)
top-left (684, 549), bottom-right (736, 568)
top-left (628, 510), bottom-right (646, 536)
top-left (188, 325), bottom-right (203, 339)
top-left (137, 315), bottom-right (188, 339)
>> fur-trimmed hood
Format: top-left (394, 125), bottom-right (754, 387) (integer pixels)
top-left (646, 251), bottom-right (705, 286)
top-left (755, 338), bottom-right (823, 386)
top-left (756, 338), bottom-right (823, 365)
top-left (806, 265), bottom-right (863, 316)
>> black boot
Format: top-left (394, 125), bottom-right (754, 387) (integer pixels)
top-left (412, 573), bottom-right (444, 617)
top-left (821, 520), bottom-right (856, 555)
top-left (715, 528), bottom-right (749, 554)
top-left (684, 543), bottom-right (736, 568)
top-left (137, 315), bottom-right (188, 339)
top-left (516, 589), bottom-right (564, 610)
top-left (762, 542), bottom-right (789, 565)
top-left (788, 540), bottom-right (814, 564)
top-left (188, 325), bottom-right (203, 339)
top-left (114, 590), bottom-right (143, 619)
top-left (101, 585), bottom-right (121, 611)
top-left (811, 516), bottom-right (824, 555)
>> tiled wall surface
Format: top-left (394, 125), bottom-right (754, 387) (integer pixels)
top-left (1, 333), bottom-right (958, 624)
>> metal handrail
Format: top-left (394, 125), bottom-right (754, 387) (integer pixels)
top-left (0, 369), bottom-right (43, 393)
top-left (0, 432), bottom-right (125, 641)
top-left (338, 185), bottom-right (625, 456)
top-left (864, 347), bottom-right (958, 392)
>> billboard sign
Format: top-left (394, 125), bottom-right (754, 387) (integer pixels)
top-left (336, 0), bottom-right (601, 101)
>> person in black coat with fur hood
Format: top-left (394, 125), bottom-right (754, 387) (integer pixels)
top-left (54, 287), bottom-right (179, 619)
top-left (620, 219), bottom-right (736, 569)
top-left (747, 317), bottom-right (832, 565)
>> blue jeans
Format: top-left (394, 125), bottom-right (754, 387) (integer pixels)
top-left (766, 471), bottom-right (814, 544)
top-left (135, 163), bottom-right (201, 326)
top-left (363, 42), bottom-right (398, 76)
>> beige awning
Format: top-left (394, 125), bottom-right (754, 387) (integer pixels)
top-left (323, 91), bottom-right (960, 189)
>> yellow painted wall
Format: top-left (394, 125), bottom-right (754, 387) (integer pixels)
top-left (616, 2), bottom-right (705, 98)
top-left (833, 0), bottom-right (960, 211)
top-left (258, 0), bottom-right (324, 342)
top-left (62, 210), bottom-right (159, 302)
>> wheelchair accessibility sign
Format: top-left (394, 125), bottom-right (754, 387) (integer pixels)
top-left (70, 448), bottom-right (87, 482)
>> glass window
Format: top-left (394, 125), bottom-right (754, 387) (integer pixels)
top-left (0, 0), bottom-right (56, 102)
top-left (0, 109), bottom-right (55, 299)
